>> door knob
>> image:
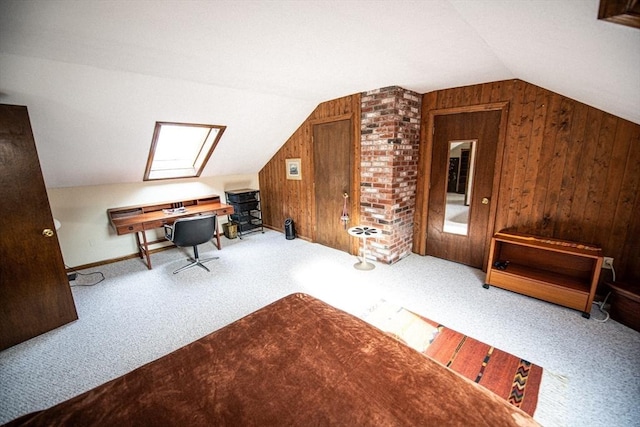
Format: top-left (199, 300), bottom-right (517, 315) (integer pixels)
top-left (482, 197), bottom-right (490, 205)
top-left (42, 228), bottom-right (55, 237)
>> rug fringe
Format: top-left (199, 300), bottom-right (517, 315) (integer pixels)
top-left (533, 370), bottom-right (569, 427)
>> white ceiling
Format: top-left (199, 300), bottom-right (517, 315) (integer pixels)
top-left (1, 0), bottom-right (638, 188)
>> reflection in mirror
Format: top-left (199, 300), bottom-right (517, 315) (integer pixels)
top-left (443, 140), bottom-right (477, 235)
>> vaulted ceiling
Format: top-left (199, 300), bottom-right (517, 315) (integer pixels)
top-left (1, 0), bottom-right (638, 188)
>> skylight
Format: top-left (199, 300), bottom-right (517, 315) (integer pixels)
top-left (144, 121), bottom-right (226, 181)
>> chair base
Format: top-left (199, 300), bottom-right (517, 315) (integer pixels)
top-left (173, 256), bottom-right (219, 274)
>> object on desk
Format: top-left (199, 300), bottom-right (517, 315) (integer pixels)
top-left (164, 214), bottom-right (218, 274)
top-left (162, 207), bottom-right (187, 215)
top-left (347, 225), bottom-right (380, 271)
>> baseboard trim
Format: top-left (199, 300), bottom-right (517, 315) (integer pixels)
top-left (262, 224), bottom-right (311, 242)
top-left (66, 244), bottom-right (177, 273)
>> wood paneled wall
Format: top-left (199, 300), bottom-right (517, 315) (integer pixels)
top-left (416, 79), bottom-right (640, 281)
top-left (259, 94), bottom-right (361, 241)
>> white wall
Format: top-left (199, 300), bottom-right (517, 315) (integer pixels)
top-left (47, 174), bottom-right (258, 268)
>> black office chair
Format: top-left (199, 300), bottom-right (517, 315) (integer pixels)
top-left (164, 214), bottom-right (218, 274)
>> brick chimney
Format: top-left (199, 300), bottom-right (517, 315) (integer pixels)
top-left (360, 86), bottom-right (422, 264)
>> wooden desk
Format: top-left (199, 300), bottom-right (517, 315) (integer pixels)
top-left (107, 195), bottom-right (234, 269)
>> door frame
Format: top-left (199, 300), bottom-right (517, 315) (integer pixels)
top-left (309, 113), bottom-right (361, 255)
top-left (413, 102), bottom-right (509, 269)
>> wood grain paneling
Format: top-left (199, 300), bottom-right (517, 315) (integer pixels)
top-left (258, 94), bottom-right (361, 245)
top-left (415, 79), bottom-right (640, 281)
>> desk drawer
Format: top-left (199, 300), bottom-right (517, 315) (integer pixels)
top-left (116, 223), bottom-right (144, 234)
top-left (201, 207), bottom-right (233, 216)
top-left (144, 220), bottom-right (169, 230)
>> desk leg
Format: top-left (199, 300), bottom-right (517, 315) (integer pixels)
top-left (137, 231), bottom-right (153, 270)
top-left (214, 229), bottom-right (221, 250)
top-left (135, 233), bottom-right (143, 259)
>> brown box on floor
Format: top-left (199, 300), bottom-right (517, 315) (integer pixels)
top-left (607, 281), bottom-right (640, 332)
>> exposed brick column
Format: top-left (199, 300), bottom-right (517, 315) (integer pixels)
top-left (360, 86), bottom-right (422, 264)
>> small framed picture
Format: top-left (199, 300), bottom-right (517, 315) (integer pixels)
top-left (286, 158), bottom-right (302, 180)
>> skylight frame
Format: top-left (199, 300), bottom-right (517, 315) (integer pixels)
top-left (144, 121), bottom-right (226, 181)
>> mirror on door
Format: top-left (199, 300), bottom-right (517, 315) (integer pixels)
top-left (443, 140), bottom-right (477, 236)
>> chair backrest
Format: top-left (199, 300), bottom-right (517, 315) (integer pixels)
top-left (171, 214), bottom-right (217, 248)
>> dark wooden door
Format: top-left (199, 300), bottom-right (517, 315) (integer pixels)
top-left (427, 110), bottom-right (501, 268)
top-left (313, 119), bottom-right (352, 252)
top-left (0, 104), bottom-right (77, 351)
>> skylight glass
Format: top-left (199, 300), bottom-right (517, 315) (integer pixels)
top-left (144, 122), bottom-right (226, 181)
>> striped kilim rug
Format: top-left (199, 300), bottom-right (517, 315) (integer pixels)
top-left (362, 301), bottom-right (546, 418)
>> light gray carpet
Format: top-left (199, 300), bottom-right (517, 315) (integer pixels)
top-left (1, 230), bottom-right (639, 426)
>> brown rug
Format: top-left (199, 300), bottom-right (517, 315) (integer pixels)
top-left (362, 302), bottom-right (543, 417)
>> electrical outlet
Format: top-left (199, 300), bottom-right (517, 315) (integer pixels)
top-left (602, 257), bottom-right (614, 269)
